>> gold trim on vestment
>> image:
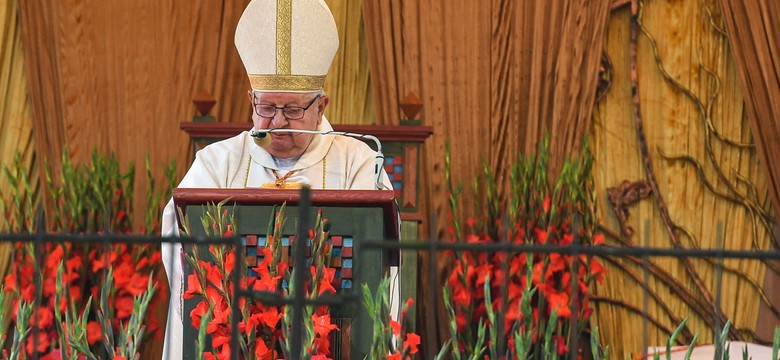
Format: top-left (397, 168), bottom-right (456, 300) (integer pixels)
top-left (276, 0), bottom-right (292, 75)
top-left (248, 74), bottom-right (326, 92)
top-left (260, 182), bottom-right (303, 189)
top-left (243, 155), bottom-right (327, 189)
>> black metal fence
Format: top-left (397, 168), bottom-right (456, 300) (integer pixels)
top-left (2, 189), bottom-right (780, 360)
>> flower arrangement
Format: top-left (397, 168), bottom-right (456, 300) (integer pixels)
top-left (0, 150), bottom-right (175, 359)
top-left (440, 136), bottom-right (606, 359)
top-left (179, 201), bottom-right (342, 359)
top-left (179, 200), bottom-right (419, 360)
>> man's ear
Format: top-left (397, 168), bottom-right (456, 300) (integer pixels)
top-left (246, 90), bottom-right (254, 102)
top-left (317, 95), bottom-right (329, 118)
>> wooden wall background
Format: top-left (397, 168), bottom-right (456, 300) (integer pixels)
top-left (593, 0), bottom-right (774, 354)
top-left (2, 0), bottom-right (779, 358)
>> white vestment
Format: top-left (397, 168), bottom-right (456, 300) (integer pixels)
top-left (161, 117), bottom-right (396, 359)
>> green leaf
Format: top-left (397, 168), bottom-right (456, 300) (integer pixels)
top-left (683, 333), bottom-right (699, 360)
top-left (667, 317), bottom-right (689, 360)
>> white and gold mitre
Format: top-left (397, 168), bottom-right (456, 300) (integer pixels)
top-left (235, 0), bottom-right (338, 92)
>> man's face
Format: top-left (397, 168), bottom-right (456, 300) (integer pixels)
top-left (249, 91), bottom-right (328, 158)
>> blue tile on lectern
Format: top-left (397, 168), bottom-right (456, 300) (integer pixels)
top-left (342, 280), bottom-right (352, 289)
top-left (343, 237), bottom-right (353, 247)
top-left (343, 259), bottom-right (353, 268)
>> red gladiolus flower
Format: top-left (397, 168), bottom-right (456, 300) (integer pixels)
top-left (261, 307), bottom-right (282, 329)
top-left (208, 301), bottom-right (231, 334)
top-left (87, 321), bottom-right (103, 345)
top-left (252, 270), bottom-right (281, 293)
top-left (45, 246), bottom-right (64, 271)
top-left (553, 335), bottom-right (568, 355)
top-left (184, 273), bottom-right (203, 299)
top-left (535, 228), bottom-right (548, 244)
top-left (115, 210), bottom-right (126, 223)
top-left (403, 333), bottom-right (421, 354)
top-left (25, 333), bottom-right (51, 355)
top-left (126, 273), bottom-right (150, 297)
top-left (312, 313), bottom-right (338, 338)
top-left (560, 233), bottom-right (574, 246)
top-left (190, 301), bottom-right (209, 328)
top-left (311, 336), bottom-right (332, 356)
top-left (545, 291), bottom-right (571, 318)
top-left (254, 340), bottom-right (273, 360)
top-left (592, 233), bottom-right (605, 245)
top-left (224, 252), bottom-right (236, 275)
top-left (32, 306), bottom-right (54, 329)
top-left (115, 296), bottom-right (135, 319)
top-left (316, 267), bottom-right (337, 295)
top-left (212, 331), bottom-right (231, 349)
top-left (390, 319), bottom-right (401, 336)
top-left (92, 251), bottom-right (118, 272)
top-left (590, 257), bottom-right (606, 283)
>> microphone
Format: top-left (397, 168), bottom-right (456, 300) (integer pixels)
top-left (250, 128), bottom-right (386, 190)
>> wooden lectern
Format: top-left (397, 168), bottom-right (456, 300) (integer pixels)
top-left (173, 188), bottom-right (399, 359)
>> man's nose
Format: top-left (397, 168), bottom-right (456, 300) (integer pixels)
top-left (270, 110), bottom-right (288, 127)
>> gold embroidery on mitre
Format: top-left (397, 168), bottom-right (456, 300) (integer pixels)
top-left (249, 74), bottom-right (326, 92)
top-left (276, 0), bottom-right (292, 75)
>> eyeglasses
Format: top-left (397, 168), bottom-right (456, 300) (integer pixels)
top-left (253, 94), bottom-right (321, 120)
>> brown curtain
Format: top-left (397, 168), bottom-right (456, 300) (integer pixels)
top-left (720, 0), bottom-right (780, 342)
top-left (0, 0), bottom-right (34, 276)
top-left (720, 1), bottom-right (780, 220)
top-left (18, 0), bottom-right (253, 215)
top-left (323, 0), bottom-right (375, 124)
top-left (18, 0), bottom-right (373, 211)
top-left (363, 0), bottom-right (610, 355)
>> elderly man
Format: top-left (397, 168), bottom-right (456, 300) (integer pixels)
top-left (161, 0), bottom-right (392, 358)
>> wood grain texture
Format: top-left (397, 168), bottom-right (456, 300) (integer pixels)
top-left (592, 0), bottom-right (775, 356)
